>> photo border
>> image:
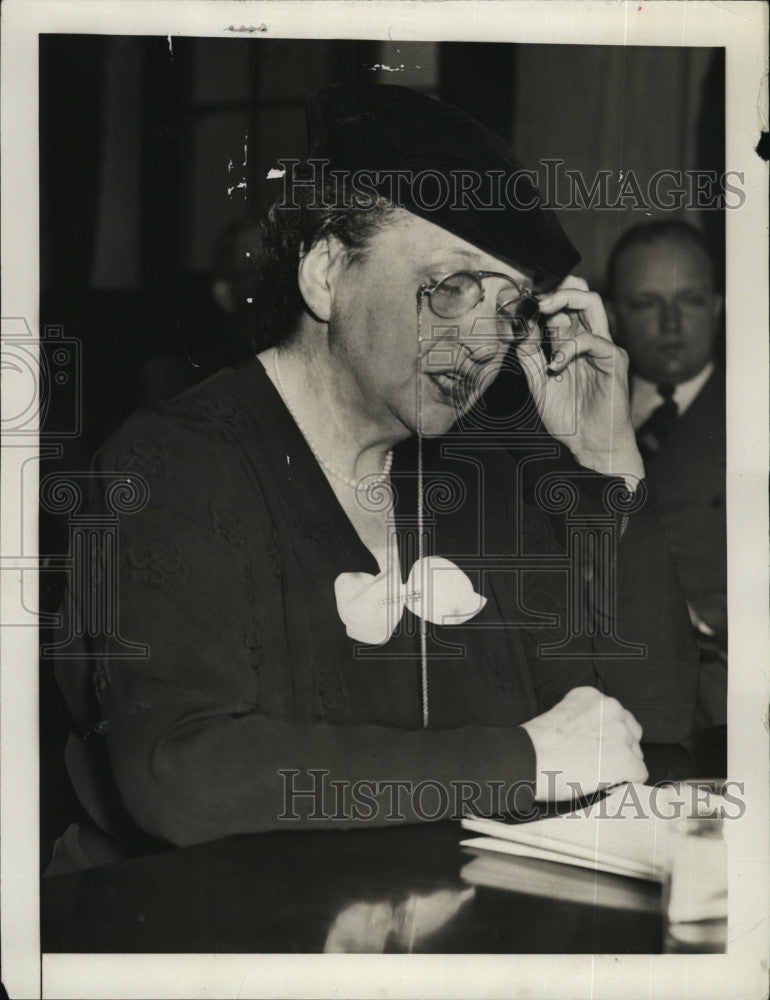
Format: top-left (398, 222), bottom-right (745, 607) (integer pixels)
top-left (1, 2), bottom-right (768, 998)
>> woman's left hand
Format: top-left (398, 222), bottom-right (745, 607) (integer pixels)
top-left (515, 275), bottom-right (645, 488)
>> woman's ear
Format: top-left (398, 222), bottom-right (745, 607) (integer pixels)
top-left (297, 236), bottom-right (345, 323)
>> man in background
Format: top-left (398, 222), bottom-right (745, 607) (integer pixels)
top-left (605, 220), bottom-right (726, 727)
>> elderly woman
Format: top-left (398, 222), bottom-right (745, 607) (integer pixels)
top-left (52, 85), bottom-right (698, 868)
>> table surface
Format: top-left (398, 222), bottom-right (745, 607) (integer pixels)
top-left (41, 727), bottom-right (726, 954)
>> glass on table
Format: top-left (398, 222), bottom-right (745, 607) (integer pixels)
top-left (662, 810), bottom-right (727, 953)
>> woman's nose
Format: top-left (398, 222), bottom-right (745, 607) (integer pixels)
top-left (460, 331), bottom-right (501, 363)
top-left (460, 306), bottom-right (515, 358)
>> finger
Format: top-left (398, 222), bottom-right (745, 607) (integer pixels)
top-left (620, 762), bottom-right (648, 785)
top-left (622, 709), bottom-right (644, 743)
top-left (599, 695), bottom-right (625, 718)
top-left (547, 331), bottom-right (623, 373)
top-left (557, 274), bottom-right (589, 292)
top-left (538, 288), bottom-right (612, 341)
top-left (540, 319), bottom-right (573, 366)
top-left (569, 685), bottom-right (604, 704)
top-left (604, 749), bottom-right (648, 785)
top-left (618, 732), bottom-right (645, 760)
top-left (514, 321), bottom-right (549, 389)
top-left (538, 287), bottom-right (605, 318)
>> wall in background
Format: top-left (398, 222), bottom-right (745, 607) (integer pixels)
top-left (512, 44), bottom-right (721, 289)
top-left (39, 35), bottom-right (723, 449)
top-left (73, 38), bottom-right (721, 293)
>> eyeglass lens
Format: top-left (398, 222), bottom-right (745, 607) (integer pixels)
top-left (429, 271), bottom-right (539, 339)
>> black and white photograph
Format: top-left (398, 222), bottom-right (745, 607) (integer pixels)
top-left (1, 2), bottom-right (768, 998)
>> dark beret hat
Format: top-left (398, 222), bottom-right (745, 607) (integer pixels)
top-left (304, 83), bottom-right (580, 286)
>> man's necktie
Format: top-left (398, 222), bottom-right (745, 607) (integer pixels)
top-left (636, 383), bottom-right (678, 460)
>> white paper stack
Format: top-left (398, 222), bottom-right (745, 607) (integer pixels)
top-left (461, 782), bottom-right (728, 892)
top-left (459, 851), bottom-right (663, 912)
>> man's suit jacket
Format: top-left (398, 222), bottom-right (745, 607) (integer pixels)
top-left (641, 369), bottom-right (726, 639)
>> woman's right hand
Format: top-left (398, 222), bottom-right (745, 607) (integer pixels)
top-left (521, 686), bottom-right (647, 801)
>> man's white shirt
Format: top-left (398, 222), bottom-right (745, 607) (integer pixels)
top-left (630, 362), bottom-right (714, 431)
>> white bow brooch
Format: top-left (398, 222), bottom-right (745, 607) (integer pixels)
top-left (334, 556), bottom-right (487, 645)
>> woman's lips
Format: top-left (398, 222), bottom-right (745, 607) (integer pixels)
top-left (425, 370), bottom-right (470, 403)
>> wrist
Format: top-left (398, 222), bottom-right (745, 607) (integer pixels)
top-left (572, 444), bottom-right (644, 491)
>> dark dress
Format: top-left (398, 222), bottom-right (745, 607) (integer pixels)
top-left (51, 358), bottom-right (699, 863)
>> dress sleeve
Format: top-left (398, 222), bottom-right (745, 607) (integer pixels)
top-left (57, 409), bottom-right (536, 847)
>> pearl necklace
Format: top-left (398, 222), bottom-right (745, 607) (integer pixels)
top-left (272, 349), bottom-right (394, 490)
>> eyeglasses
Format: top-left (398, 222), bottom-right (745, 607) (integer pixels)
top-left (418, 270), bottom-right (540, 340)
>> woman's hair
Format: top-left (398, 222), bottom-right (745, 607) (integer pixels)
top-left (248, 167), bottom-right (397, 351)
